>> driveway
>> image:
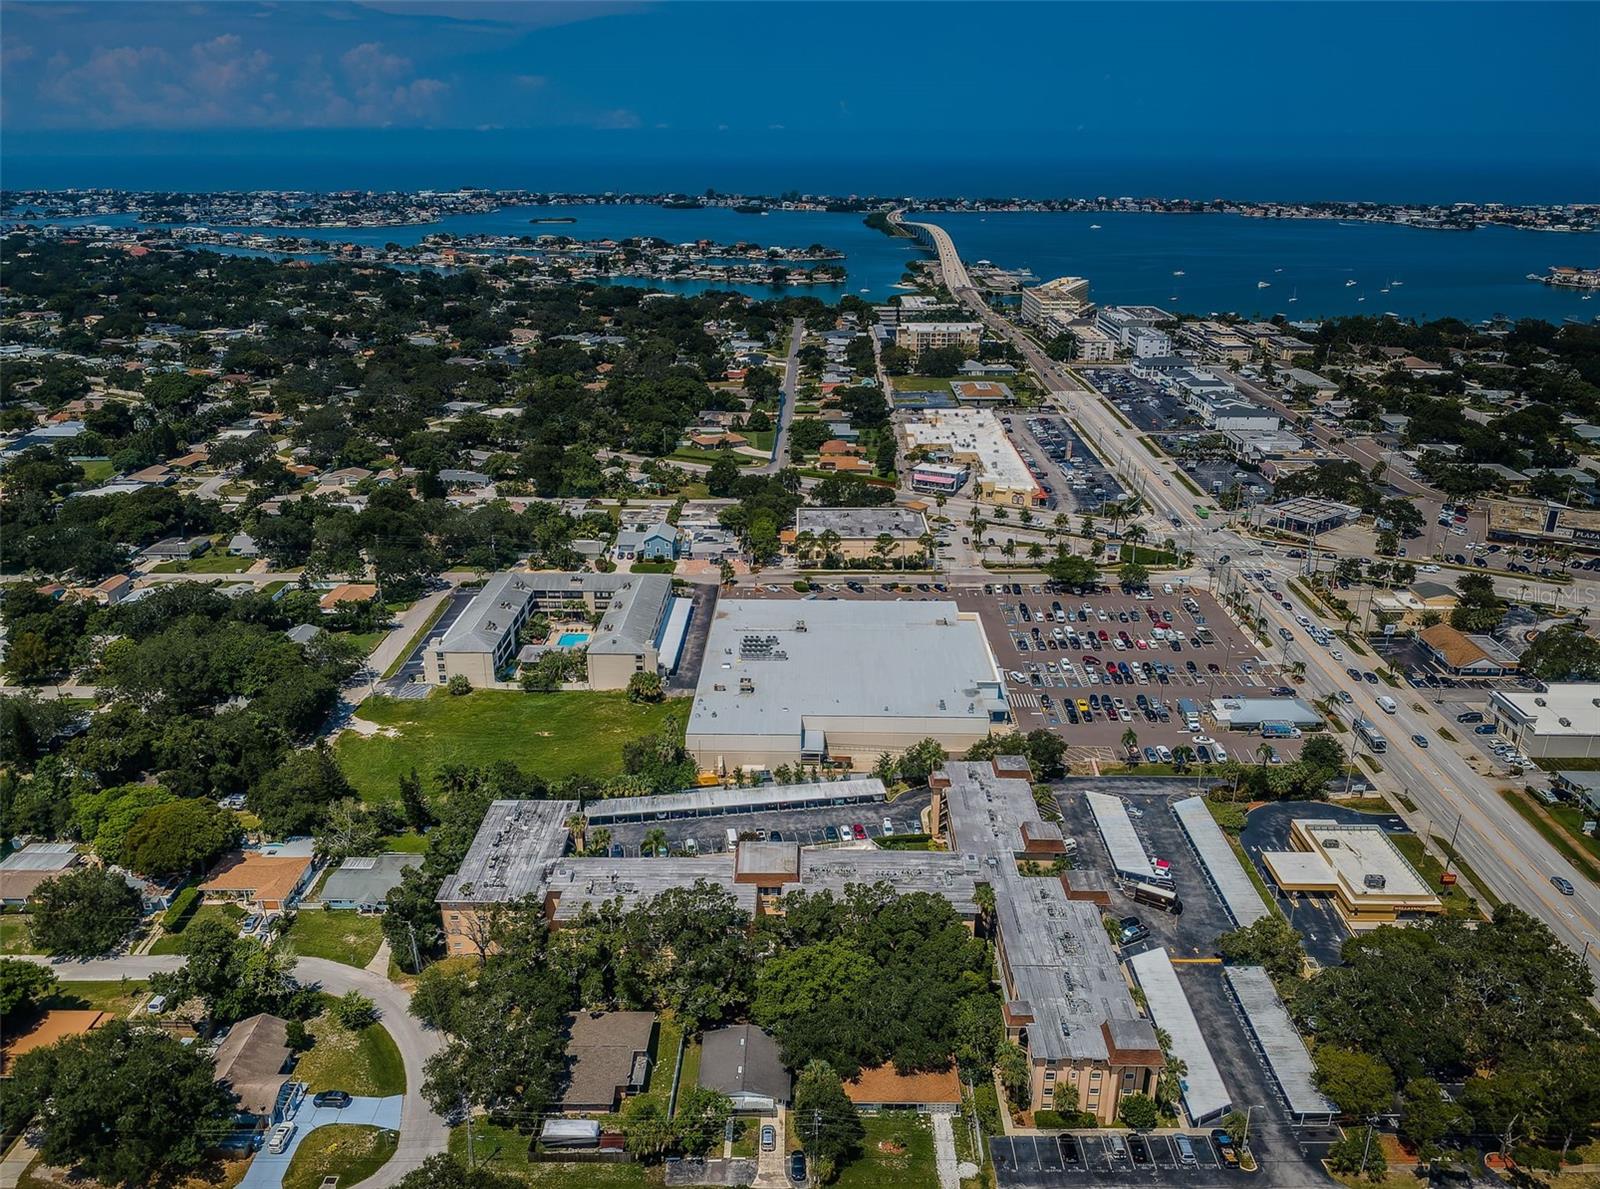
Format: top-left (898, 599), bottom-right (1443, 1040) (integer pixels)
top-left (238, 1095), bottom-right (403, 1189)
top-left (19, 954), bottom-right (447, 1189)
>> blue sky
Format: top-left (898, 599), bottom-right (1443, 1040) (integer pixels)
top-left (3, 1), bottom-right (1596, 198)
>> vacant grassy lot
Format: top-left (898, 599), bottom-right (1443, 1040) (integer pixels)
top-left (0, 914), bottom-right (35, 954)
top-left (283, 1125), bottom-right (396, 1189)
top-left (151, 903), bottom-right (246, 954)
top-left (336, 690), bottom-right (683, 801)
top-left (447, 1122), bottom-right (654, 1186)
top-left (153, 553), bottom-right (255, 574)
top-left (283, 909), bottom-right (385, 967)
top-left (294, 1003), bottom-right (406, 1097)
top-left (39, 979), bottom-right (149, 1017)
top-left (836, 1114), bottom-right (937, 1189)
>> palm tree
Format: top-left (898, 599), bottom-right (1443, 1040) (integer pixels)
top-left (1124, 523), bottom-right (1148, 548)
top-left (917, 531), bottom-right (937, 567)
top-left (564, 812), bottom-right (588, 853)
top-left (1120, 727), bottom-right (1140, 759)
top-left (793, 529), bottom-right (817, 568)
top-left (1290, 660), bottom-right (1307, 681)
top-left (1255, 743), bottom-right (1275, 767)
top-left (1001, 540), bottom-right (1017, 563)
top-left (1172, 745), bottom-right (1196, 771)
top-left (819, 528), bottom-right (841, 567)
top-left (642, 827), bottom-right (668, 858)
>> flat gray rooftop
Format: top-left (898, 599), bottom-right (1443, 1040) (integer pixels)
top-left (436, 799), bottom-right (577, 906)
top-left (1224, 965), bottom-right (1335, 1121)
top-left (544, 858), bottom-right (755, 921)
top-left (687, 600), bottom-right (1004, 740)
top-left (795, 507), bottom-right (929, 540)
top-left (1084, 791), bottom-right (1155, 881)
top-left (1172, 796), bottom-right (1268, 927)
top-left (1128, 948), bottom-right (1231, 1124)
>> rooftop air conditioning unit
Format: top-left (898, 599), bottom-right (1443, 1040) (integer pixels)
top-left (1324, 839), bottom-right (1342, 848)
top-left (1363, 873), bottom-right (1386, 890)
top-left (1535, 698), bottom-right (1547, 707)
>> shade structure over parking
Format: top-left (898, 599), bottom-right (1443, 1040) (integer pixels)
top-left (1085, 791), bottom-right (1155, 880)
top-left (1172, 796), bottom-right (1269, 927)
top-left (1128, 948), bottom-right (1232, 1124)
top-left (1224, 966), bottom-right (1336, 1123)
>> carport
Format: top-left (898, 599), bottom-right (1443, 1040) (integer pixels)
top-left (1223, 966), bottom-right (1337, 1125)
top-left (1128, 949), bottom-right (1231, 1125)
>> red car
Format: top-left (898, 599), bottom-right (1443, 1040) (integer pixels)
top-left (852, 823), bottom-right (867, 841)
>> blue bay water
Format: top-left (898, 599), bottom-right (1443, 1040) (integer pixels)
top-left (30, 203), bottom-right (1597, 322)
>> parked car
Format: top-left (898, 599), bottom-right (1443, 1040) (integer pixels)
top-left (313, 1091), bottom-right (352, 1109)
top-left (761, 1125), bottom-right (777, 1152)
top-left (789, 1150), bottom-right (808, 1183)
top-left (267, 1123), bottom-right (296, 1154)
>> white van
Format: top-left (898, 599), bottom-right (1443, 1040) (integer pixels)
top-left (1377, 695), bottom-right (1398, 714)
top-left (267, 1123), bottom-right (296, 1154)
top-left (725, 827), bottom-right (739, 848)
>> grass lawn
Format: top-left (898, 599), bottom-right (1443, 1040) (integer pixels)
top-left (674, 1035), bottom-right (702, 1113)
top-left (891, 374), bottom-right (967, 391)
top-left (283, 909), bottom-right (385, 967)
top-left (336, 690), bottom-right (684, 802)
top-left (337, 629), bottom-right (389, 656)
top-left (40, 978), bottom-right (149, 1017)
top-left (0, 914), bottom-right (35, 954)
top-left (836, 1114), bottom-right (937, 1188)
top-left (294, 1003), bottom-right (406, 1097)
top-left (283, 1125), bottom-right (397, 1189)
top-left (448, 1122), bottom-right (653, 1186)
top-left (1498, 788), bottom-right (1600, 884)
top-left (75, 459), bottom-right (115, 483)
top-left (379, 831), bottom-right (430, 854)
top-left (1390, 835), bottom-right (1482, 918)
top-left (628, 561), bottom-right (677, 574)
top-left (669, 448), bottom-right (759, 468)
top-left (635, 1013), bottom-right (683, 1113)
top-left (153, 553), bottom-right (255, 574)
top-left (1334, 796), bottom-right (1397, 813)
top-left (151, 902), bottom-right (245, 954)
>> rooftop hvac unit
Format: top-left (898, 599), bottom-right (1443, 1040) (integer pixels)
top-left (1324, 839), bottom-right (1342, 848)
top-left (1363, 873), bottom-right (1387, 890)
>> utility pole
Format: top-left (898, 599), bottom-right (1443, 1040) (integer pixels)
top-left (1442, 811), bottom-right (1464, 879)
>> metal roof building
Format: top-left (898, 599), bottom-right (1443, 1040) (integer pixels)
top-left (584, 778), bottom-right (887, 824)
top-left (1128, 948), bottom-right (1231, 1124)
top-left (1224, 966), bottom-right (1336, 1123)
top-left (1171, 796), bottom-right (1268, 927)
top-left (1084, 791), bottom-right (1155, 881)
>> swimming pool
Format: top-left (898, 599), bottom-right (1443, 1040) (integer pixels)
top-left (556, 632), bottom-right (590, 648)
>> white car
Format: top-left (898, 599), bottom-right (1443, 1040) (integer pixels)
top-left (267, 1123), bottom-right (297, 1154)
top-left (1191, 735), bottom-right (1215, 745)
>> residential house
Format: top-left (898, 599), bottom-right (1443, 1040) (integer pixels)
top-left (0, 842), bottom-right (80, 907)
top-left (199, 850), bottom-right (315, 912)
top-left (319, 583), bottom-right (379, 612)
top-left (699, 1025), bottom-right (792, 1114)
top-left (319, 854), bottom-right (424, 912)
top-left (144, 536), bottom-right (213, 561)
top-left (212, 1014), bottom-right (294, 1129)
top-left (2, 1011), bottom-right (108, 1078)
top-left (559, 1011), bottom-right (657, 1113)
top-left (613, 524), bottom-right (681, 563)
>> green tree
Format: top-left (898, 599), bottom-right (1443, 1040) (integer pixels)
top-left (249, 742), bottom-right (354, 836)
top-left (1327, 1127), bottom-right (1387, 1180)
top-left (792, 1059), bottom-right (864, 1182)
top-left (150, 917), bottom-right (301, 1024)
top-left (997, 1040), bottom-right (1032, 1109)
top-left (1299, 733), bottom-right (1345, 774)
top-left (672, 1086), bottom-right (735, 1155)
top-left (29, 866), bottom-right (143, 958)
top-left (0, 958), bottom-right (56, 1017)
top-left (332, 989), bottom-right (378, 1030)
top-left (396, 1154), bottom-right (522, 1189)
top-left (620, 1094), bottom-right (675, 1158)
top-left (6, 1020), bottom-right (234, 1186)
top-left (447, 673), bottom-right (472, 696)
top-left (1314, 1046), bottom-right (1396, 1119)
top-left (1214, 916), bottom-right (1305, 983)
top-left (895, 737), bottom-right (948, 785)
top-left (399, 766), bottom-right (435, 831)
top-left (626, 670), bottom-right (665, 702)
top-left (1119, 1092), bottom-right (1160, 1131)
top-left (120, 798), bottom-right (242, 876)
top-left (1398, 1076), bottom-right (1470, 1163)
top-left (1520, 622), bottom-right (1600, 682)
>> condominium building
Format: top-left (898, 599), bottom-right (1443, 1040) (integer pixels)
top-left (1095, 305), bottom-right (1171, 347)
top-left (933, 760), bottom-right (1164, 1123)
top-left (1019, 277), bottom-right (1092, 326)
top-left (428, 571), bottom-right (687, 690)
top-left (894, 322), bottom-right (983, 352)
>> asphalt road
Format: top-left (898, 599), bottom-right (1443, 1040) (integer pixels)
top-left (900, 212), bottom-right (1600, 987)
top-left (759, 318), bottom-right (805, 474)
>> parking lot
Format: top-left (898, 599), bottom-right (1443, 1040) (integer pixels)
top-left (953, 584), bottom-right (1284, 765)
top-left (599, 791), bottom-right (931, 857)
top-left (1048, 778), bottom-right (1236, 956)
top-left (991, 1131), bottom-right (1235, 1186)
top-left (1004, 413), bottom-right (1126, 513)
top-left (1082, 368), bottom-right (1200, 439)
